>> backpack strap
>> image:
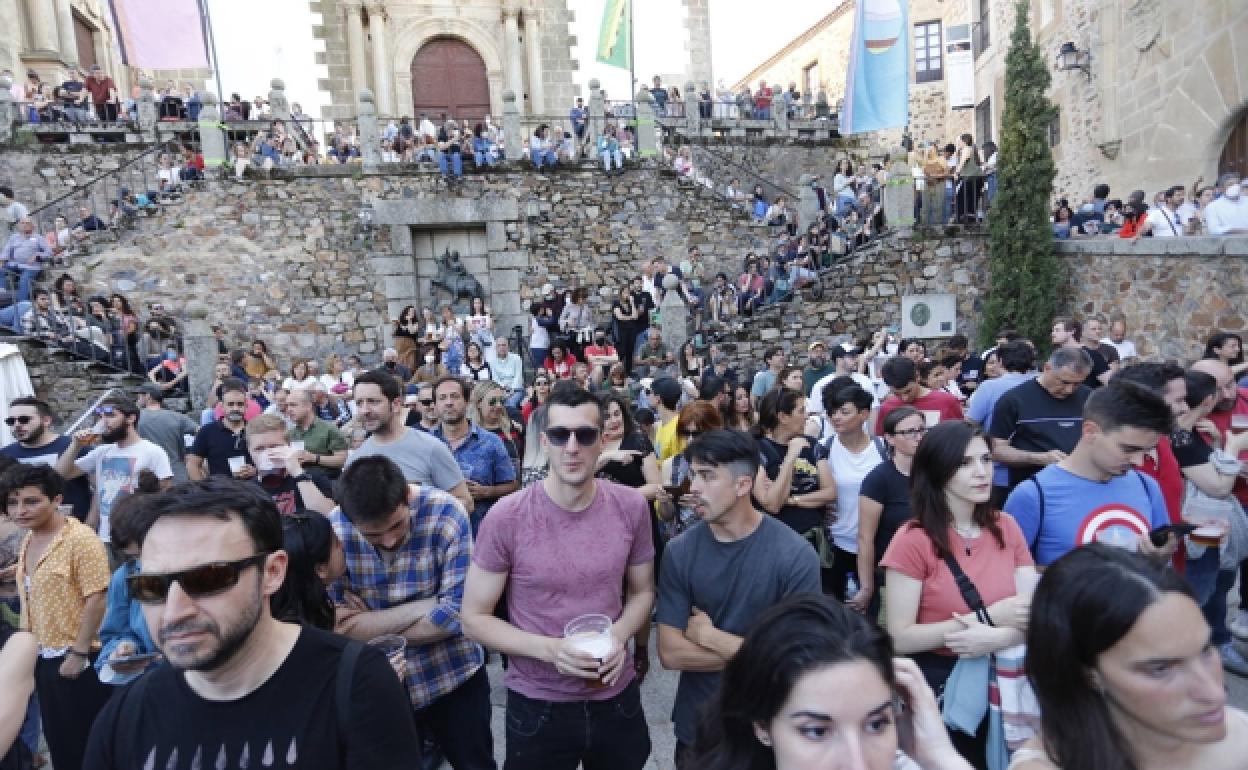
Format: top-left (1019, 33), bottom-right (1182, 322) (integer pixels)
top-left (1028, 476), bottom-right (1046, 555)
top-left (336, 640), bottom-right (364, 750)
top-left (872, 436), bottom-right (890, 460)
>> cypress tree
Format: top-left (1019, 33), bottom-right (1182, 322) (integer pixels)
top-left (980, 0), bottom-right (1059, 349)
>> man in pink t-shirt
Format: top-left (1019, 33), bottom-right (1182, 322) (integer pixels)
top-left (874, 355), bottom-right (965, 435)
top-left (463, 387), bottom-right (655, 770)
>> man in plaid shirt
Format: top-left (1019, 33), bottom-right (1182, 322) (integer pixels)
top-left (331, 455), bottom-right (494, 770)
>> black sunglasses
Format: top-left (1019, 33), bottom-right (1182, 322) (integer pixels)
top-left (127, 553), bottom-right (270, 604)
top-left (544, 426), bottom-right (600, 447)
top-left (679, 428), bottom-right (702, 439)
top-left (418, 398), bottom-right (434, 406)
top-left (95, 405), bottom-right (118, 416)
top-left (4, 415), bottom-right (34, 426)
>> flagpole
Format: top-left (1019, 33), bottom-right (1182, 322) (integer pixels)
top-left (198, 0), bottom-right (225, 105)
top-left (628, 0), bottom-right (635, 122)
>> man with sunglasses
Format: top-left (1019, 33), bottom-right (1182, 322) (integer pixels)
top-left (9, 464), bottom-right (113, 770)
top-left (346, 371), bottom-right (473, 514)
top-left (463, 386), bottom-right (655, 770)
top-left (333, 456), bottom-right (494, 770)
top-left (1, 397), bottom-right (92, 520)
top-left (432, 377), bottom-right (517, 537)
top-left (55, 397), bottom-right (172, 546)
top-left (84, 478), bottom-right (420, 769)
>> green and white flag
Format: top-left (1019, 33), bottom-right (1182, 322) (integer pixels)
top-left (596, 0), bottom-right (631, 70)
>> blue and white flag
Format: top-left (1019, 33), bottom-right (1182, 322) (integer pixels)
top-left (842, 0), bottom-right (910, 135)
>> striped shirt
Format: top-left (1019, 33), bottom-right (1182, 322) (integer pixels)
top-left (329, 486), bottom-right (483, 709)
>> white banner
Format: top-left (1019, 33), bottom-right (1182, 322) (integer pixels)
top-left (946, 31), bottom-right (974, 110)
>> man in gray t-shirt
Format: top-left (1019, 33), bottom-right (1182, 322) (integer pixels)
top-left (347, 371), bottom-right (472, 513)
top-left (655, 430), bottom-right (821, 760)
top-left (136, 385), bottom-right (200, 480)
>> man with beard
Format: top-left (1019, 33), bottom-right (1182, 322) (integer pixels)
top-left (431, 377), bottom-right (516, 537)
top-left (345, 370), bottom-right (472, 514)
top-left (55, 396), bottom-right (172, 546)
top-left (9, 464), bottom-right (111, 770)
top-left (83, 478), bottom-right (420, 769)
top-left (188, 379), bottom-right (253, 481)
top-left (1, 397), bottom-right (92, 519)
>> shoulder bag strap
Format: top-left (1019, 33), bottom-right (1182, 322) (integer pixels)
top-left (1029, 476), bottom-right (1046, 555)
top-left (336, 639), bottom-right (364, 752)
top-left (941, 553), bottom-right (995, 627)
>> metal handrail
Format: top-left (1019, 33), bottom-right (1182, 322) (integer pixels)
top-left (26, 143), bottom-right (166, 221)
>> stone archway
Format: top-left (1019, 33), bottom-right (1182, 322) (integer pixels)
top-left (1220, 108), bottom-right (1248, 180)
top-left (411, 38), bottom-right (490, 123)
top-left (391, 17), bottom-right (506, 119)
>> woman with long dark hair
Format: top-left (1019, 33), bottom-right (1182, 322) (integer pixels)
top-left (1012, 545), bottom-right (1247, 770)
top-left (1203, 332), bottom-right (1248, 379)
top-left (392, 305), bottom-right (420, 372)
top-left (270, 513), bottom-right (345, 630)
top-left (754, 387), bottom-right (837, 545)
top-left (882, 421), bottom-right (1036, 768)
top-left (690, 593), bottom-right (974, 770)
top-left (723, 384), bottom-right (757, 432)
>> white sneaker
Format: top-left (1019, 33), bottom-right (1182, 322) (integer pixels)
top-left (1231, 609), bottom-right (1248, 641)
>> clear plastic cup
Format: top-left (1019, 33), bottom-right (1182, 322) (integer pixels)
top-left (289, 440), bottom-right (305, 453)
top-left (564, 613), bottom-right (614, 688)
top-left (227, 456), bottom-right (246, 474)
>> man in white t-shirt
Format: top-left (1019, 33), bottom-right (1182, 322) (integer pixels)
top-left (55, 396), bottom-right (173, 543)
top-left (1204, 174), bottom-right (1248, 235)
top-left (1134, 185), bottom-right (1185, 238)
top-left (809, 343), bottom-right (879, 415)
top-left (1102, 316), bottom-right (1138, 364)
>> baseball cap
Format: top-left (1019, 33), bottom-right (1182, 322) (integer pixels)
top-left (650, 376), bottom-right (684, 405)
top-left (829, 343), bottom-right (861, 360)
top-left (136, 383), bottom-right (164, 400)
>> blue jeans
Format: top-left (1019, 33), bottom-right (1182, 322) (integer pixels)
top-left (503, 681), bottom-right (651, 770)
top-left (474, 152), bottom-right (496, 168)
top-left (0, 300), bottom-right (32, 330)
top-left (1189, 547), bottom-right (1236, 646)
top-left (985, 173), bottom-right (997, 205)
top-left (530, 149), bottom-right (557, 169)
top-left (6, 268), bottom-right (39, 303)
top-left (438, 151), bottom-right (463, 178)
top-left (601, 149), bottom-right (623, 171)
top-left (788, 265), bottom-right (816, 286)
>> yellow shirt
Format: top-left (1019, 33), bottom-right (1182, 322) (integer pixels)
top-left (655, 416), bottom-right (685, 463)
top-left (17, 517), bottom-right (111, 651)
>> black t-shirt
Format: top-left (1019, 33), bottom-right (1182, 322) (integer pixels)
top-left (632, 290), bottom-right (655, 329)
top-left (598, 433), bottom-right (653, 489)
top-left (989, 378), bottom-right (1090, 489)
top-left (84, 625), bottom-right (419, 770)
top-left (189, 420), bottom-right (252, 476)
top-left (1, 436), bottom-right (92, 520)
top-left (257, 473), bottom-right (335, 515)
top-left (1082, 346), bottom-right (1110, 389)
top-left (1171, 429), bottom-right (1214, 469)
top-left (758, 435), bottom-right (826, 535)
top-left (859, 458), bottom-right (913, 565)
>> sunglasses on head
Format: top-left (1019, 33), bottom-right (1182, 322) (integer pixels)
top-left (4, 415), bottom-right (34, 426)
top-left (544, 426), bottom-right (600, 447)
top-left (127, 554), bottom-right (270, 604)
top-left (95, 405), bottom-right (118, 417)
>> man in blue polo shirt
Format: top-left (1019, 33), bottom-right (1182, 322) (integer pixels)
top-left (1005, 379), bottom-right (1176, 567)
top-left (432, 376), bottom-right (517, 535)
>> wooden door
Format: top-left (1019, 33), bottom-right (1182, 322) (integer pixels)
top-left (74, 14), bottom-right (97, 69)
top-left (410, 38), bottom-right (490, 124)
top-left (1221, 110), bottom-right (1248, 179)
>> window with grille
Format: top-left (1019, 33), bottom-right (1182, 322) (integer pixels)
top-left (915, 22), bottom-right (943, 83)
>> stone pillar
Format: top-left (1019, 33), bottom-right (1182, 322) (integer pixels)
top-left (502, 90), bottom-right (523, 161)
top-left (27, 0), bottom-right (59, 52)
top-left (137, 76), bottom-right (157, 135)
top-left (633, 87), bottom-right (658, 159)
top-left (197, 92), bottom-right (227, 172)
top-left (502, 3), bottom-right (525, 114)
top-left (684, 81), bottom-right (700, 133)
top-left (882, 149), bottom-right (916, 231)
top-left (344, 1), bottom-right (369, 101)
top-left (659, 274), bottom-right (688, 357)
top-left (797, 174), bottom-right (819, 232)
top-left (365, 1), bottom-right (392, 115)
top-left (0, 74), bottom-right (14, 144)
top-left (268, 78), bottom-right (291, 122)
top-left (774, 97), bottom-right (789, 133)
top-left (183, 302), bottom-right (217, 411)
top-left (54, 0), bottom-right (77, 64)
top-left (358, 90), bottom-right (382, 168)
top-left (523, 12), bottom-right (545, 115)
top-left (682, 0), bottom-right (713, 91)
top-left (587, 78), bottom-right (604, 144)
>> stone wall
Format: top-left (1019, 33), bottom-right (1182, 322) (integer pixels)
top-left (680, 142), bottom-right (864, 202)
top-left (15, 339), bottom-right (144, 430)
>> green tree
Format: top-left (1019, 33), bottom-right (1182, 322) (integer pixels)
top-left (980, 0), bottom-right (1059, 350)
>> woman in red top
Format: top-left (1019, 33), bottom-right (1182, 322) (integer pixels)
top-left (881, 421), bottom-right (1036, 768)
top-left (541, 341), bottom-right (578, 380)
top-left (1117, 201), bottom-right (1148, 238)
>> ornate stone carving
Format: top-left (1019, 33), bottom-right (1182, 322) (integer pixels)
top-left (1126, 0), bottom-right (1162, 53)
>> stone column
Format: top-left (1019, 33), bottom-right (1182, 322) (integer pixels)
top-left (684, 81), bottom-right (700, 134)
top-left (587, 78), bottom-right (604, 145)
top-left (523, 11), bottom-right (544, 115)
top-left (0, 74), bottom-right (14, 144)
top-left (633, 87), bottom-right (658, 159)
top-left (268, 78), bottom-right (291, 122)
top-left (183, 302), bottom-right (217, 411)
top-left (197, 92), bottom-right (227, 173)
top-left (27, 0), bottom-right (59, 52)
top-left (54, 0), bottom-right (77, 64)
top-left (344, 1), bottom-right (369, 101)
top-left (502, 90), bottom-right (523, 161)
top-left (682, 0), bottom-right (713, 91)
top-left (502, 4), bottom-right (525, 114)
top-left (797, 174), bottom-right (819, 232)
top-left (659, 274), bottom-right (688, 357)
top-left (365, 1), bottom-right (392, 115)
top-left (882, 149), bottom-right (916, 231)
top-left (137, 76), bottom-right (157, 135)
top-left (358, 89), bottom-right (382, 168)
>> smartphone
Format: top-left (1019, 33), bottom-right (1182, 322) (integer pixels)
top-left (110, 652), bottom-right (162, 665)
top-left (1149, 523), bottom-right (1198, 547)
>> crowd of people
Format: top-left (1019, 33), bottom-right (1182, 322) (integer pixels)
top-left (0, 299), bottom-right (1246, 770)
top-left (1052, 172), bottom-right (1248, 238)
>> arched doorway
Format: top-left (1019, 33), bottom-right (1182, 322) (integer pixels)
top-left (410, 38), bottom-right (490, 123)
top-left (1221, 109), bottom-right (1248, 180)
